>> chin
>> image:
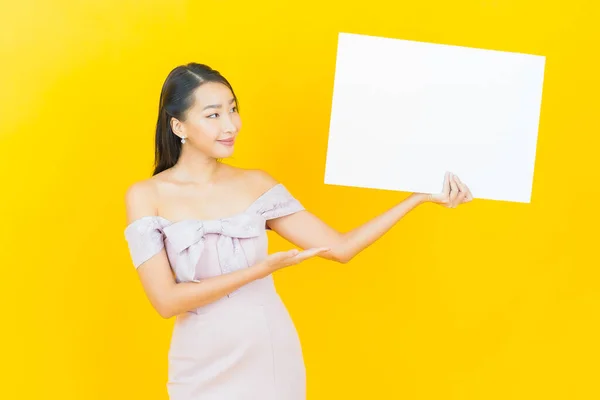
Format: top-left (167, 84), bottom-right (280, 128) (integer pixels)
top-left (213, 147), bottom-right (235, 159)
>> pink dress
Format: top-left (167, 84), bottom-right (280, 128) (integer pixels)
top-left (124, 184), bottom-right (307, 400)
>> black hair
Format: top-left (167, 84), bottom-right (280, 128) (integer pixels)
top-left (153, 63), bottom-right (239, 175)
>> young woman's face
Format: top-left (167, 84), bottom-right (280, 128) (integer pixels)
top-left (176, 81), bottom-right (241, 159)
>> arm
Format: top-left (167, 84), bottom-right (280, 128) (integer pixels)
top-left (141, 256), bottom-right (268, 319)
top-left (267, 192), bottom-right (429, 264)
top-left (262, 171), bottom-right (471, 264)
top-left (125, 181), bottom-right (269, 318)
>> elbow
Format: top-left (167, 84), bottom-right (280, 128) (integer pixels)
top-left (329, 249), bottom-right (352, 264)
top-left (337, 254), bottom-right (353, 264)
top-left (328, 237), bottom-right (353, 264)
top-left (154, 298), bottom-right (176, 319)
top-left (156, 305), bottom-right (172, 319)
top-left (157, 307), bottom-right (174, 319)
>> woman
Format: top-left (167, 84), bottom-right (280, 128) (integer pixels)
top-left (124, 62), bottom-right (472, 400)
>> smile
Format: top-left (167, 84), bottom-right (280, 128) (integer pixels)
top-left (217, 138), bottom-right (235, 146)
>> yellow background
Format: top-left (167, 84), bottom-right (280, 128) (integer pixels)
top-left (1, 0), bottom-right (598, 398)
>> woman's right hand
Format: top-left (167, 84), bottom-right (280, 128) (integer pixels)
top-left (258, 247), bottom-right (331, 276)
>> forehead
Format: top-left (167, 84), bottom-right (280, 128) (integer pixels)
top-left (191, 81), bottom-right (234, 107)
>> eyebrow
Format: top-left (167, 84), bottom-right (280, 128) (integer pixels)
top-left (202, 98), bottom-right (236, 111)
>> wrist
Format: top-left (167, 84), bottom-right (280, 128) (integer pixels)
top-left (253, 260), bottom-right (272, 279)
top-left (411, 192), bottom-right (431, 204)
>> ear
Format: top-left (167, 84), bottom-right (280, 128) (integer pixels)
top-left (171, 117), bottom-right (184, 136)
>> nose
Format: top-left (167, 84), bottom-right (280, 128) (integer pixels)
top-left (222, 115), bottom-right (237, 134)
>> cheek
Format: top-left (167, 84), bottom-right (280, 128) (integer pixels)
top-left (192, 118), bottom-right (219, 139)
top-left (232, 114), bottom-right (242, 130)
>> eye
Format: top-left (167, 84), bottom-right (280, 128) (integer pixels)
top-left (208, 113), bottom-right (219, 118)
top-left (230, 106), bottom-right (237, 113)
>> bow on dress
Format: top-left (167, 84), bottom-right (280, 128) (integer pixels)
top-left (162, 213), bottom-right (262, 282)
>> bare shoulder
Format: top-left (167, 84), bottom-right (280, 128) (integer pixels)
top-left (242, 168), bottom-right (280, 192)
top-left (124, 178), bottom-right (160, 224)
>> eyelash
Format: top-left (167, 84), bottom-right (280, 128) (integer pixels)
top-left (208, 106), bottom-right (237, 118)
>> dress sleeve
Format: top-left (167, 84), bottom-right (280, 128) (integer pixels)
top-left (124, 216), bottom-right (166, 268)
top-left (259, 184), bottom-right (305, 228)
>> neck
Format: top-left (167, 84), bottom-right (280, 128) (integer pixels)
top-left (172, 145), bottom-right (221, 185)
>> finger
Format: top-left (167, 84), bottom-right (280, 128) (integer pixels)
top-left (454, 175), bottom-right (468, 193)
top-left (442, 171), bottom-right (451, 195)
top-left (461, 187), bottom-right (473, 202)
top-left (285, 249), bottom-right (300, 258)
top-left (454, 176), bottom-right (468, 204)
top-left (278, 249), bottom-right (300, 262)
top-left (295, 247), bottom-right (330, 260)
top-left (464, 187), bottom-right (473, 202)
top-left (453, 176), bottom-right (463, 206)
top-left (269, 250), bottom-right (292, 261)
top-left (266, 250), bottom-right (297, 269)
top-left (449, 174), bottom-right (459, 207)
top-left (459, 180), bottom-right (473, 203)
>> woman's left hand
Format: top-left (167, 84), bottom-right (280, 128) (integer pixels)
top-left (427, 172), bottom-right (473, 208)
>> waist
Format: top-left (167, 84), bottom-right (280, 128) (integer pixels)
top-left (184, 275), bottom-right (279, 316)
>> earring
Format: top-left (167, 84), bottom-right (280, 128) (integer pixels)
top-left (181, 136), bottom-right (186, 144)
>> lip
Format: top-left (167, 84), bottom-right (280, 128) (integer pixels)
top-left (217, 138), bottom-right (235, 146)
